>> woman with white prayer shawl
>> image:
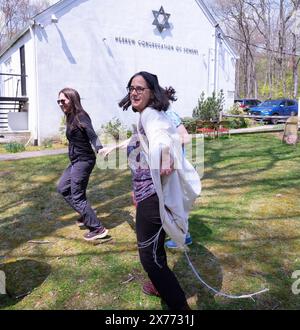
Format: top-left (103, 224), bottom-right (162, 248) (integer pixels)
top-left (100, 72), bottom-right (201, 310)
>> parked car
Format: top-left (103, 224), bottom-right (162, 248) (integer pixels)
top-left (248, 98), bottom-right (298, 124)
top-left (234, 98), bottom-right (261, 111)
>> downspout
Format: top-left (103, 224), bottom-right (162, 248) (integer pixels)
top-left (207, 49), bottom-right (211, 95)
top-left (214, 24), bottom-right (220, 94)
top-left (29, 22), bottom-right (39, 146)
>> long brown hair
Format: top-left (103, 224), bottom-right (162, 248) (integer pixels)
top-left (58, 87), bottom-right (90, 129)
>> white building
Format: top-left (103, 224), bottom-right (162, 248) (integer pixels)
top-left (0, 0), bottom-right (237, 144)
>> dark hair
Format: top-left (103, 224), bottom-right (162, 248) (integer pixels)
top-left (118, 71), bottom-right (177, 112)
top-left (58, 87), bottom-right (90, 129)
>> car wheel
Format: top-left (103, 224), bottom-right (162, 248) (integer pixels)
top-left (271, 113), bottom-right (279, 125)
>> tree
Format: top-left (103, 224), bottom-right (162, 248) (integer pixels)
top-left (0, 0), bottom-right (49, 51)
top-left (209, 0), bottom-right (260, 98)
top-left (208, 0), bottom-right (300, 99)
top-left (192, 90), bottom-right (225, 121)
top-left (290, 2), bottom-right (300, 97)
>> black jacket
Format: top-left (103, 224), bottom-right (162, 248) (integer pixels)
top-left (66, 112), bottom-right (102, 163)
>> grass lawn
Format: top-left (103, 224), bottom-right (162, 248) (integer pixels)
top-left (0, 133), bottom-right (300, 310)
top-left (0, 142), bottom-right (67, 154)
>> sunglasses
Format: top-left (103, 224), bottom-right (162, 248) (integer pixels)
top-left (57, 99), bottom-right (67, 105)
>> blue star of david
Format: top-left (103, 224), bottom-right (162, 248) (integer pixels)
top-left (152, 6), bottom-right (171, 33)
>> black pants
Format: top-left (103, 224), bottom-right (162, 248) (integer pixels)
top-left (136, 194), bottom-right (187, 310)
top-left (57, 159), bottom-right (101, 230)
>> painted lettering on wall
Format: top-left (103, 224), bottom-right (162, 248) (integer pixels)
top-left (114, 37), bottom-right (199, 56)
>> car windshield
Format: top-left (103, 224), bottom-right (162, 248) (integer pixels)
top-left (258, 100), bottom-right (282, 107)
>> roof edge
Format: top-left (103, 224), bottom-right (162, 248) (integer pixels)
top-left (0, 0), bottom-right (76, 57)
top-left (32, 0), bottom-right (76, 21)
top-left (0, 26), bottom-right (30, 58)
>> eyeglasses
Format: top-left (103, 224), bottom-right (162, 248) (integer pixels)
top-left (57, 99), bottom-right (67, 105)
top-left (127, 86), bottom-right (149, 94)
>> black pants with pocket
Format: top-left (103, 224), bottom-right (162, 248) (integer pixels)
top-left (136, 193), bottom-right (187, 309)
top-left (57, 159), bottom-right (101, 230)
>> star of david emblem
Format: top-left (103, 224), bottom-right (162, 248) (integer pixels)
top-left (152, 6), bottom-right (171, 33)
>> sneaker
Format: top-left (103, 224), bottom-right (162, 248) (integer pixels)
top-left (142, 281), bottom-right (160, 297)
top-left (165, 234), bottom-right (192, 249)
top-left (83, 226), bottom-right (108, 241)
top-left (76, 217), bottom-right (85, 228)
top-left (76, 209), bottom-right (97, 228)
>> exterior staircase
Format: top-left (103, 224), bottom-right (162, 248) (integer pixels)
top-left (0, 96), bottom-right (28, 131)
top-left (0, 96), bottom-right (30, 144)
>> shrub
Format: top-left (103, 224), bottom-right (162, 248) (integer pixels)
top-left (101, 117), bottom-right (127, 141)
top-left (193, 90), bottom-right (225, 121)
top-left (59, 116), bottom-right (68, 145)
top-left (41, 138), bottom-right (53, 148)
top-left (4, 142), bottom-right (25, 153)
top-left (182, 117), bottom-right (198, 134)
top-left (226, 103), bottom-right (255, 129)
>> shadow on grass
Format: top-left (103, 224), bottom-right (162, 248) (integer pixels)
top-left (171, 244), bottom-right (222, 310)
top-left (0, 157), bottom-right (134, 252)
top-left (169, 217), bottom-right (223, 309)
top-left (0, 259), bottom-right (51, 308)
top-left (1, 134), bottom-right (299, 309)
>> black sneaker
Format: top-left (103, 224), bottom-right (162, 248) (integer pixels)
top-left (83, 226), bottom-right (108, 241)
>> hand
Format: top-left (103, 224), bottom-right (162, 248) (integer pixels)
top-left (160, 167), bottom-right (174, 176)
top-left (98, 146), bottom-right (115, 158)
top-left (160, 158), bottom-right (174, 176)
top-left (160, 147), bottom-right (174, 176)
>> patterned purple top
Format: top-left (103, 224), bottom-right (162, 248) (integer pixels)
top-left (127, 125), bottom-right (156, 204)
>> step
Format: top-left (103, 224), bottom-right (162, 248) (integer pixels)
top-left (0, 131), bottom-right (31, 144)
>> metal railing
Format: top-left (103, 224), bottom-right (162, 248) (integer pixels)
top-left (0, 73), bottom-right (27, 98)
top-left (0, 73), bottom-right (28, 130)
top-left (0, 96), bottom-right (28, 130)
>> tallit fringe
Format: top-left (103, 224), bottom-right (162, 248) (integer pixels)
top-left (138, 226), bottom-right (164, 268)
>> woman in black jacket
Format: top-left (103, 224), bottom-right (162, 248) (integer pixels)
top-left (57, 87), bottom-right (108, 241)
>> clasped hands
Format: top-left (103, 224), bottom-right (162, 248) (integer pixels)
top-left (98, 144), bottom-right (174, 176)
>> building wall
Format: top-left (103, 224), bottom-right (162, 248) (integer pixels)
top-left (216, 38), bottom-right (236, 109)
top-left (0, 36), bottom-right (25, 97)
top-left (0, 31), bottom-right (37, 135)
top-left (33, 0), bottom-right (236, 141)
top-left (1, 0), bottom-right (237, 142)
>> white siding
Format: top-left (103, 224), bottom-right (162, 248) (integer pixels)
top-left (1, 0), bottom-right (237, 141)
top-left (216, 38), bottom-right (237, 110)
top-left (0, 32), bottom-right (36, 134)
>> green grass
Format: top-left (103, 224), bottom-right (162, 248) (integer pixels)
top-left (0, 133), bottom-right (300, 309)
top-left (0, 142), bottom-right (67, 154)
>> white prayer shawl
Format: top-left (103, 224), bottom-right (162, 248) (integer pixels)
top-left (136, 108), bottom-right (269, 299)
top-left (138, 107), bottom-right (201, 248)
